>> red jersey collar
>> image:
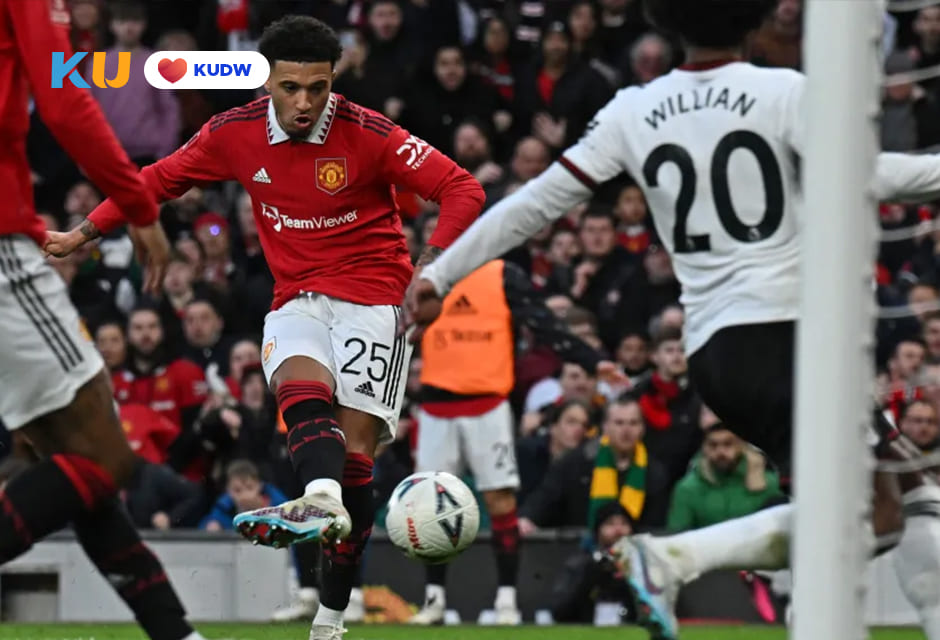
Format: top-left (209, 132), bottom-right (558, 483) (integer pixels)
top-left (679, 58), bottom-right (740, 71)
top-left (266, 93), bottom-right (337, 145)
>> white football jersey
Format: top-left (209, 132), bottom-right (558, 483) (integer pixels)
top-left (423, 61), bottom-right (940, 355)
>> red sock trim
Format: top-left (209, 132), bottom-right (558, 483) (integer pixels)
top-left (342, 453), bottom-right (373, 487)
top-left (491, 509), bottom-right (519, 532)
top-left (52, 454), bottom-right (116, 510)
top-left (276, 381), bottom-right (332, 413)
top-left (0, 491), bottom-right (32, 547)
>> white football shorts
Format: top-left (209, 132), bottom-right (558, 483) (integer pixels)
top-left (416, 400), bottom-right (520, 491)
top-left (0, 236), bottom-right (103, 430)
top-left (261, 293), bottom-right (412, 444)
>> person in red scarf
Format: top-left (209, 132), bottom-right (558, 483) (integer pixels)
top-left (634, 325), bottom-right (703, 490)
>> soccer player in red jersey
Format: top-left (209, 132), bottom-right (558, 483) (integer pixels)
top-left (48, 15), bottom-right (485, 637)
top-left (0, 1), bottom-right (203, 640)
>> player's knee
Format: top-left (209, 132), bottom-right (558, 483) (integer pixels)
top-left (483, 488), bottom-right (516, 517)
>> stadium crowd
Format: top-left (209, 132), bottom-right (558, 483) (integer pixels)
top-left (9, 0), bottom-right (940, 624)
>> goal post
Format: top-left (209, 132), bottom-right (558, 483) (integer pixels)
top-left (793, 1), bottom-right (884, 639)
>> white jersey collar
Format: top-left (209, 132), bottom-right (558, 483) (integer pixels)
top-left (266, 93), bottom-right (337, 145)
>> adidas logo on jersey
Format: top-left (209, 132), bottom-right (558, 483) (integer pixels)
top-left (446, 294), bottom-right (477, 315)
top-left (354, 381), bottom-right (376, 398)
top-left (252, 167), bottom-right (271, 183)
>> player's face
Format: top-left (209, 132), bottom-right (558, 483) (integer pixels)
top-left (604, 402), bottom-right (645, 456)
top-left (703, 429), bottom-right (741, 472)
top-left (617, 335), bottom-right (649, 372)
top-left (552, 404), bottom-right (589, 450)
top-left (267, 61), bottom-right (334, 140)
top-left (128, 311), bottom-right (163, 357)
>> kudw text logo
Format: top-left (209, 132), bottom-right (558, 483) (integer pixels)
top-left (144, 51), bottom-right (269, 89)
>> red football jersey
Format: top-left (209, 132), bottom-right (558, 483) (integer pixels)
top-left (90, 94), bottom-right (484, 308)
top-left (118, 403), bottom-right (179, 465)
top-left (112, 359), bottom-right (208, 429)
top-left (0, 0), bottom-right (157, 245)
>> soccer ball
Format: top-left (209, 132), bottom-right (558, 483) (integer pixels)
top-left (385, 471), bottom-right (480, 564)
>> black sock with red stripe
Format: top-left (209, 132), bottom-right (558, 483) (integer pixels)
top-left (320, 453), bottom-right (374, 610)
top-left (74, 497), bottom-right (193, 640)
top-left (0, 454), bottom-right (114, 563)
top-left (491, 509), bottom-right (520, 587)
top-left (277, 381), bottom-right (346, 486)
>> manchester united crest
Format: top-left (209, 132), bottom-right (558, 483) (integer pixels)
top-left (316, 158), bottom-right (348, 195)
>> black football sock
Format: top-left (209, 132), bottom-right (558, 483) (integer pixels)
top-left (294, 541), bottom-right (321, 589)
top-left (276, 381), bottom-right (346, 487)
top-left (491, 509), bottom-right (520, 587)
top-left (426, 562), bottom-right (447, 590)
top-left (0, 454), bottom-right (114, 563)
top-left (320, 454), bottom-right (374, 610)
top-left (74, 497), bottom-right (194, 640)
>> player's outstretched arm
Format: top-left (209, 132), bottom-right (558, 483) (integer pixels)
top-left (9, 0), bottom-right (158, 228)
top-left (874, 153), bottom-right (940, 203)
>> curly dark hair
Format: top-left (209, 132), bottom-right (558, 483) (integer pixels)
top-left (643, 0), bottom-right (776, 48)
top-left (258, 15), bottom-right (342, 67)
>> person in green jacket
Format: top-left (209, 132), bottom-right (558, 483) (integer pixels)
top-left (667, 422), bottom-right (783, 532)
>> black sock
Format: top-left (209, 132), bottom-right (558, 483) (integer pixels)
top-left (293, 541), bottom-right (321, 589)
top-left (74, 497), bottom-right (193, 640)
top-left (0, 454), bottom-right (114, 563)
top-left (320, 454), bottom-right (374, 610)
top-left (426, 563), bottom-right (447, 589)
top-left (491, 510), bottom-right (520, 587)
top-left (276, 381), bottom-right (346, 486)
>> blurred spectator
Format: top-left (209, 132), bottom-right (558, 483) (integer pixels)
top-left (470, 17), bottom-right (523, 106)
top-left (158, 251), bottom-right (216, 348)
top-left (747, 0), bottom-right (802, 70)
top-left (566, 306), bottom-right (605, 352)
top-left (596, 0), bottom-right (648, 68)
top-left (516, 399), bottom-right (591, 505)
top-left (90, 1), bottom-right (180, 165)
top-left (95, 319), bottom-right (127, 372)
top-left (881, 52), bottom-right (940, 152)
top-left (182, 298), bottom-right (235, 376)
top-left (193, 212), bottom-right (236, 291)
top-left (227, 339), bottom-right (262, 394)
top-left (883, 337), bottom-right (928, 420)
top-left (643, 246), bottom-right (682, 319)
top-left (113, 306), bottom-right (208, 433)
top-left (118, 403), bottom-right (180, 465)
top-left (568, 0), bottom-right (618, 85)
top-left (667, 421), bottom-right (783, 532)
top-left (155, 29), bottom-right (215, 141)
top-left (614, 183), bottom-right (652, 257)
top-left (910, 4), bottom-right (940, 98)
top-left (453, 120), bottom-right (504, 188)
top-left (549, 209), bottom-right (650, 350)
top-left (70, 0), bottom-right (104, 61)
top-left (615, 331), bottom-right (651, 378)
top-left (517, 21), bottom-right (614, 151)
top-left (621, 32), bottom-right (672, 87)
top-left (519, 397), bottom-right (669, 534)
top-left (635, 326), bottom-right (702, 489)
top-left (910, 281), bottom-right (940, 322)
top-left (202, 460), bottom-right (288, 531)
top-left (124, 461), bottom-right (204, 530)
top-left (402, 45), bottom-right (508, 159)
top-left (925, 312), bottom-right (940, 363)
top-left (550, 501), bottom-right (635, 624)
top-left (523, 361), bottom-right (609, 433)
top-left (485, 136), bottom-right (551, 204)
top-left (899, 398), bottom-right (940, 453)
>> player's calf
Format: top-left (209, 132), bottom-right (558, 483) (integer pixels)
top-left (484, 489), bottom-right (521, 624)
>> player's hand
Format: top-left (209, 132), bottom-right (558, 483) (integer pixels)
top-left (518, 517), bottom-right (538, 537)
top-left (401, 277), bottom-right (443, 344)
top-left (129, 222), bottom-right (170, 295)
top-left (43, 229), bottom-right (87, 258)
top-left (596, 361), bottom-right (630, 389)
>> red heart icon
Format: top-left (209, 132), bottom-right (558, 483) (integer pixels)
top-left (157, 58), bottom-right (187, 83)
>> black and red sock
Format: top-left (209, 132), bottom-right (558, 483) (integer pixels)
top-left (74, 497), bottom-right (193, 640)
top-left (320, 453), bottom-right (374, 610)
top-left (0, 454), bottom-right (114, 562)
top-left (491, 509), bottom-right (520, 587)
top-left (277, 381), bottom-right (346, 486)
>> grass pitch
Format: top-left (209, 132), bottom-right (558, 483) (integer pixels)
top-left (0, 624), bottom-right (924, 640)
